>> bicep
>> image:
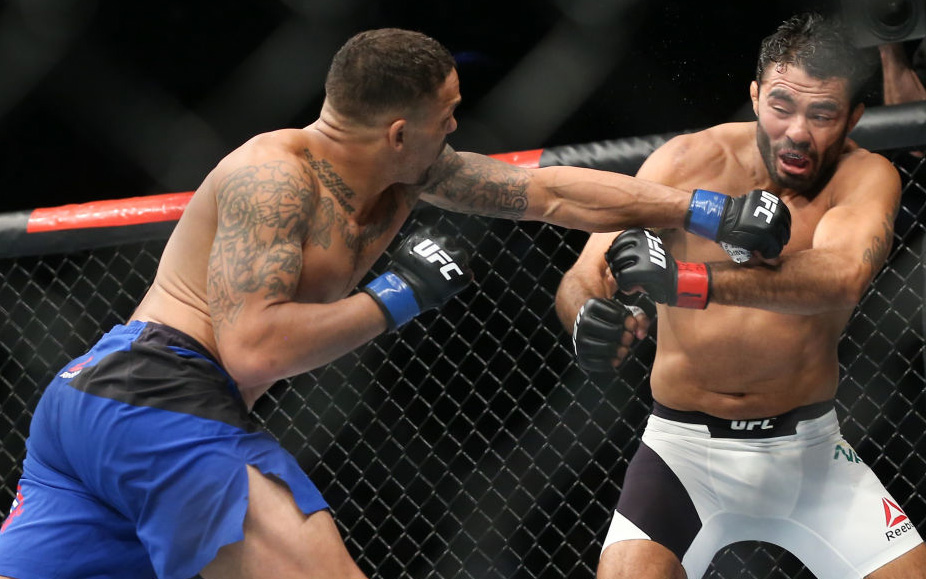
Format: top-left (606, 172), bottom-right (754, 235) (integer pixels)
top-left (813, 162), bottom-right (900, 283)
top-left (207, 161), bottom-right (316, 338)
top-left (813, 158), bottom-right (900, 276)
top-left (813, 202), bottom-right (896, 282)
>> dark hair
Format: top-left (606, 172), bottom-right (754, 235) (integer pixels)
top-left (325, 28), bottom-right (456, 125)
top-left (756, 12), bottom-right (873, 106)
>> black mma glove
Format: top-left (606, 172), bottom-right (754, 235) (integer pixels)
top-left (572, 298), bottom-right (643, 372)
top-left (363, 227), bottom-right (473, 331)
top-left (607, 228), bottom-right (710, 309)
top-left (685, 188), bottom-right (791, 260)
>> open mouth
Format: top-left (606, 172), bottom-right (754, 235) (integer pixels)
top-left (779, 151), bottom-right (810, 172)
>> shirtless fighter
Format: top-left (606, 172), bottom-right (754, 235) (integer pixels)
top-left (0, 28), bottom-right (788, 579)
top-left (556, 12), bottom-right (926, 579)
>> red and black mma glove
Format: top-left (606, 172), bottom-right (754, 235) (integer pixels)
top-left (685, 188), bottom-right (791, 260)
top-left (363, 227), bottom-right (473, 331)
top-left (606, 228), bottom-right (710, 309)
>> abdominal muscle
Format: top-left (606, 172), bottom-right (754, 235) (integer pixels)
top-left (648, 303), bottom-right (847, 419)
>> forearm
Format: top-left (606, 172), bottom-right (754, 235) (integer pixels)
top-left (530, 166), bottom-right (691, 232)
top-left (880, 43), bottom-right (926, 105)
top-left (421, 153), bottom-right (691, 231)
top-left (708, 251), bottom-right (866, 315)
top-left (217, 293), bottom-right (387, 387)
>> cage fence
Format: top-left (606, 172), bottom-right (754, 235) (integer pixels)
top-left (1, 145), bottom-right (925, 578)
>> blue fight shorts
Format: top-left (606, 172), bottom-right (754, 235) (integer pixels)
top-left (0, 321), bottom-right (329, 579)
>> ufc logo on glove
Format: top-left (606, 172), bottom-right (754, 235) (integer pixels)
top-left (644, 230), bottom-right (668, 269)
top-left (752, 191), bottom-right (780, 224)
top-left (363, 227), bottom-right (473, 331)
top-left (413, 239), bottom-right (464, 280)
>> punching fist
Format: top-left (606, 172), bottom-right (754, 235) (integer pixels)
top-left (572, 298), bottom-right (647, 372)
top-left (685, 189), bottom-right (791, 260)
top-left (607, 228), bottom-right (710, 309)
top-left (363, 227), bottom-right (473, 331)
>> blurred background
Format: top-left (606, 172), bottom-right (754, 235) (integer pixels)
top-left (0, 0), bottom-right (867, 214)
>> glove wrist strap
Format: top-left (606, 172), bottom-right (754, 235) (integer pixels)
top-left (675, 262), bottom-right (711, 309)
top-left (363, 271), bottom-right (420, 331)
top-left (685, 189), bottom-right (728, 241)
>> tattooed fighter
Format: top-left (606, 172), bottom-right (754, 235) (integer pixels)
top-left (0, 28), bottom-right (788, 579)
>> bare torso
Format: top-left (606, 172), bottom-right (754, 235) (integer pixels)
top-left (647, 122), bottom-right (861, 418)
top-left (130, 128), bottom-right (415, 401)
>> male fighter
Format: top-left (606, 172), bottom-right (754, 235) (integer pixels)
top-left (557, 12), bottom-right (926, 579)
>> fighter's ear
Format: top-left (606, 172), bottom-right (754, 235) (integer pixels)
top-left (847, 103), bottom-right (864, 133)
top-left (750, 81), bottom-right (760, 116)
top-left (388, 119), bottom-right (406, 150)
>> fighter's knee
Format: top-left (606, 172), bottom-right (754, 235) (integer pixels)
top-left (865, 543), bottom-right (926, 578)
top-left (598, 540), bottom-right (686, 579)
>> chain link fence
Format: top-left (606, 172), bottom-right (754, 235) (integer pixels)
top-left (1, 148), bottom-right (925, 578)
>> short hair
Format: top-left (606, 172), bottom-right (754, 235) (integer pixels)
top-left (755, 12), bottom-right (873, 106)
top-left (325, 28), bottom-right (457, 126)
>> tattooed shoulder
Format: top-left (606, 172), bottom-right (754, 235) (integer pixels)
top-left (207, 160), bottom-right (318, 331)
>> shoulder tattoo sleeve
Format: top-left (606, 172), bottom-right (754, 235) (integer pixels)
top-left (207, 161), bottom-right (317, 334)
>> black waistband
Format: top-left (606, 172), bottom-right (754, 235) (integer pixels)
top-left (138, 322), bottom-right (223, 368)
top-left (69, 321), bottom-right (254, 431)
top-left (651, 400), bottom-right (835, 439)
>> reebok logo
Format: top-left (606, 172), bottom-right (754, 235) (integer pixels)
top-left (753, 191), bottom-right (780, 224)
top-left (60, 356), bottom-right (93, 379)
top-left (643, 230), bottom-right (667, 269)
top-left (413, 239), bottom-right (464, 281)
top-left (883, 498), bottom-right (913, 541)
top-left (730, 418), bottom-right (775, 431)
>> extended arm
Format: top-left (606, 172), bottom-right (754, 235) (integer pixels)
top-left (420, 148), bottom-right (690, 231)
top-left (419, 147), bottom-right (789, 258)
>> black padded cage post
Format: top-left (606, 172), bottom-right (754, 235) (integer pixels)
top-left (2, 103), bottom-right (925, 578)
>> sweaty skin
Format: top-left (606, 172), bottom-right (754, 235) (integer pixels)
top-left (557, 65), bottom-right (900, 419)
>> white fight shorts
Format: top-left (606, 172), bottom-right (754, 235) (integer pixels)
top-left (601, 401), bottom-right (923, 578)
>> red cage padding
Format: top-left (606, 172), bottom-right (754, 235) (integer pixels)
top-left (1, 102), bottom-right (923, 259)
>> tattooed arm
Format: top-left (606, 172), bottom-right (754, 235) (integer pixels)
top-left (703, 151), bottom-right (901, 315)
top-left (418, 146), bottom-right (692, 232)
top-left (206, 159), bottom-right (386, 390)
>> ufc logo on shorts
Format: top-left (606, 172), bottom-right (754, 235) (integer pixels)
top-left (730, 418), bottom-right (775, 431)
top-left (413, 239), bottom-right (464, 280)
top-left (643, 230), bottom-right (667, 269)
top-left (752, 191), bottom-right (780, 224)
